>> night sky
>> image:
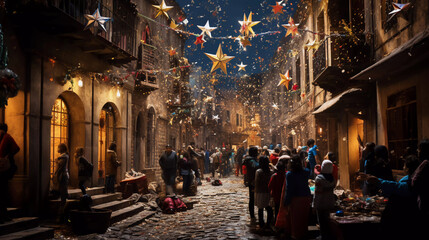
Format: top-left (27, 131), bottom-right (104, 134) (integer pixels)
top-left (175, 0), bottom-right (299, 88)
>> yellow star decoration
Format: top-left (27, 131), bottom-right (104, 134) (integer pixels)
top-left (238, 12), bottom-right (260, 37)
top-left (235, 35), bottom-right (252, 49)
top-left (170, 19), bottom-right (179, 30)
top-left (305, 39), bottom-right (321, 51)
top-left (282, 17), bottom-right (300, 38)
top-left (204, 44), bottom-right (235, 74)
top-left (278, 70), bottom-right (292, 90)
top-left (209, 77), bottom-right (218, 85)
top-left (237, 62), bottom-right (247, 72)
top-left (153, 0), bottom-right (173, 19)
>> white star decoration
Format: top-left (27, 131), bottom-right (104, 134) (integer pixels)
top-left (212, 115), bottom-right (220, 122)
top-left (237, 62), bottom-right (247, 71)
top-left (84, 8), bottom-right (111, 32)
top-left (388, 2), bottom-right (411, 21)
top-left (197, 20), bottom-right (217, 38)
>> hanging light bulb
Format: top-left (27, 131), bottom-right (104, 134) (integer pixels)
top-left (78, 78), bottom-right (83, 87)
top-left (116, 88), bottom-right (121, 98)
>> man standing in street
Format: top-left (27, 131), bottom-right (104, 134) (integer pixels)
top-left (243, 146), bottom-right (259, 221)
top-left (159, 145), bottom-right (178, 195)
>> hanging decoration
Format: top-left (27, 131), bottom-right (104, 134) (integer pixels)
top-left (239, 12), bottom-right (260, 38)
top-left (278, 70), bottom-right (292, 90)
top-left (0, 24), bottom-right (21, 108)
top-left (235, 35), bottom-right (252, 50)
top-left (305, 39), bottom-right (320, 51)
top-left (152, 0), bottom-right (174, 19)
top-left (84, 7), bottom-right (111, 32)
top-left (282, 17), bottom-right (299, 38)
top-left (204, 44), bottom-right (235, 74)
top-left (388, 2), bottom-right (411, 21)
top-left (197, 20), bottom-right (217, 38)
top-left (271, 1), bottom-right (284, 14)
top-left (194, 34), bottom-right (206, 49)
top-left (237, 62), bottom-right (247, 72)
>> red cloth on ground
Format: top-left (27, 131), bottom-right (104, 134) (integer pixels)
top-left (268, 171), bottom-right (285, 205)
top-left (269, 153), bottom-right (279, 165)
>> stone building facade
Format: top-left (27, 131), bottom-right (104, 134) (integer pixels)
top-left (261, 0), bottom-right (429, 189)
top-left (1, 0), bottom-right (188, 214)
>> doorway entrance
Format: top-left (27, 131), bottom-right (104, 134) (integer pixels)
top-left (98, 103), bottom-right (116, 185)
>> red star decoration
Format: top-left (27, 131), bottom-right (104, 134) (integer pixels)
top-left (271, 2), bottom-right (284, 14)
top-left (292, 83), bottom-right (299, 91)
top-left (194, 35), bottom-right (206, 49)
top-left (178, 16), bottom-right (185, 22)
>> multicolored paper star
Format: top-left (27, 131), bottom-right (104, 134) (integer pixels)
top-left (239, 12), bottom-right (260, 37)
top-left (278, 70), bottom-right (292, 90)
top-left (282, 17), bottom-right (300, 38)
top-left (271, 2), bottom-right (284, 14)
top-left (84, 7), bottom-right (111, 32)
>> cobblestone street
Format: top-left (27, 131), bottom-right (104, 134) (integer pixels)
top-left (97, 176), bottom-right (283, 240)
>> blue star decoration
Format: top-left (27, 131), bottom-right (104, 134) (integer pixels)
top-left (84, 8), bottom-right (111, 32)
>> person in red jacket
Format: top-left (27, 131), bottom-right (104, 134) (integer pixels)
top-left (269, 148), bottom-right (280, 166)
top-left (0, 123), bottom-right (20, 223)
top-left (268, 160), bottom-right (286, 220)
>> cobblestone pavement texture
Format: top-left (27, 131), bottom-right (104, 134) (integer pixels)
top-left (53, 176), bottom-right (309, 240)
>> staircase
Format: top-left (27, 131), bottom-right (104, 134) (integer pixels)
top-left (0, 209), bottom-right (54, 240)
top-left (50, 187), bottom-right (146, 225)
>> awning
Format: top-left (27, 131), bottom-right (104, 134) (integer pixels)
top-left (312, 88), bottom-right (362, 115)
top-left (352, 27), bottom-right (429, 81)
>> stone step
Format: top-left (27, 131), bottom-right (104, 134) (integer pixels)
top-left (113, 210), bottom-right (156, 229)
top-left (92, 199), bottom-right (135, 212)
top-left (0, 217), bottom-right (39, 236)
top-left (67, 186), bottom-right (105, 199)
top-left (91, 193), bottom-right (122, 206)
top-left (6, 208), bottom-right (22, 219)
top-left (0, 227), bottom-right (54, 240)
top-left (110, 203), bottom-right (145, 224)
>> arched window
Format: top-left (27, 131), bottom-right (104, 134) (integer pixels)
top-left (50, 98), bottom-right (69, 181)
top-left (146, 108), bottom-right (156, 168)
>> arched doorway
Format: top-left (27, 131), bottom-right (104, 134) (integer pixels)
top-left (98, 103), bottom-right (117, 185)
top-left (146, 108), bottom-right (156, 168)
top-left (134, 112), bottom-right (144, 171)
top-left (49, 91), bottom-right (85, 188)
top-left (50, 98), bottom-right (69, 187)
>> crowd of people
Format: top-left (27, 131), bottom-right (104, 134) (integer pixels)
top-left (237, 139), bottom-right (429, 240)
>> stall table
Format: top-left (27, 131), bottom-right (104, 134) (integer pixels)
top-left (119, 175), bottom-right (148, 198)
top-left (330, 213), bottom-right (381, 240)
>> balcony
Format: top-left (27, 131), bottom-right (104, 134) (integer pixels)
top-left (9, 0), bottom-right (138, 66)
top-left (141, 43), bottom-right (157, 70)
top-left (134, 71), bottom-right (158, 93)
top-left (313, 35), bottom-right (370, 94)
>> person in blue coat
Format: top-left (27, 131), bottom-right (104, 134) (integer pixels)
top-left (359, 155), bottom-right (421, 240)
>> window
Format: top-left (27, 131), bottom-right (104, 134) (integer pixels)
top-left (226, 110), bottom-right (230, 123)
top-left (305, 50), bottom-right (310, 94)
top-left (240, 115), bottom-right (243, 127)
top-left (146, 108), bottom-right (156, 168)
top-left (387, 87), bottom-right (417, 170)
top-left (50, 98), bottom-right (69, 181)
top-left (236, 113), bottom-right (240, 126)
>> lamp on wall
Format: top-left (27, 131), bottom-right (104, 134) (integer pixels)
top-left (116, 88), bottom-right (121, 98)
top-left (78, 78), bottom-right (83, 87)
